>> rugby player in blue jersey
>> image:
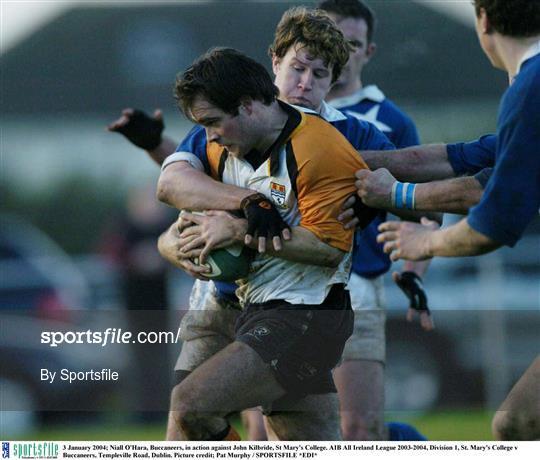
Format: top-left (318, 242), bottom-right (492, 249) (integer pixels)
top-left (373, 0), bottom-right (540, 441)
top-left (315, 0), bottom-right (431, 440)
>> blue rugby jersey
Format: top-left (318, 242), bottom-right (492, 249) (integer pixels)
top-left (467, 51), bottom-right (540, 247)
top-left (329, 85), bottom-right (420, 278)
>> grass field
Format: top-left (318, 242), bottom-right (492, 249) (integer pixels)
top-left (11, 410), bottom-right (495, 441)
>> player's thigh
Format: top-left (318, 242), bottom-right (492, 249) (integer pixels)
top-left (265, 393), bottom-right (341, 441)
top-left (172, 340), bottom-right (286, 416)
top-left (175, 281), bottom-right (240, 374)
top-left (343, 273), bottom-right (386, 362)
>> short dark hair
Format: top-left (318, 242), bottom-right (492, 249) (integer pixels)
top-left (317, 0), bottom-right (376, 43)
top-left (174, 48), bottom-right (279, 121)
top-left (474, 0), bottom-right (540, 37)
top-left (269, 7), bottom-right (351, 83)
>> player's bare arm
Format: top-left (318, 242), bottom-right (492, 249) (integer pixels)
top-left (356, 168), bottom-right (484, 214)
top-left (378, 217), bottom-right (500, 261)
top-left (157, 161), bottom-right (255, 211)
top-left (361, 143), bottom-right (455, 182)
top-left (158, 163), bottom-right (291, 251)
top-left (107, 108), bottom-right (177, 165)
top-left (178, 211), bottom-right (345, 268)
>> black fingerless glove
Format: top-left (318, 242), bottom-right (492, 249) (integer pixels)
top-left (114, 110), bottom-right (164, 150)
top-left (240, 193), bottom-right (290, 241)
top-left (395, 271), bottom-right (430, 314)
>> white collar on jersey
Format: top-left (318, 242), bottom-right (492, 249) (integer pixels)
top-left (516, 39), bottom-right (540, 75)
top-left (327, 85), bottom-right (386, 109)
top-left (290, 100), bottom-right (347, 122)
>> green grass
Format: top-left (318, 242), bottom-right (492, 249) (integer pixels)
top-left (9, 410), bottom-right (495, 441)
top-left (389, 410), bottom-right (495, 441)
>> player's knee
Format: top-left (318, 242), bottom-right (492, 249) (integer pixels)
top-left (341, 417), bottom-right (383, 441)
top-left (170, 385), bottom-right (199, 434)
top-left (492, 410), bottom-right (517, 440)
top-left (492, 410), bottom-right (539, 441)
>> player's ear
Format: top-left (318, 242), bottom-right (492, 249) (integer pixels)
top-left (238, 98), bottom-right (254, 115)
top-left (478, 8), bottom-right (493, 34)
top-left (365, 42), bottom-right (377, 62)
top-left (271, 54), bottom-right (281, 77)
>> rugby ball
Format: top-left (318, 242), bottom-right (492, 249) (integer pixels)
top-left (193, 244), bottom-right (254, 282)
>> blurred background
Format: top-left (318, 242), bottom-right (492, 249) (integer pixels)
top-left (1, 0), bottom-right (538, 440)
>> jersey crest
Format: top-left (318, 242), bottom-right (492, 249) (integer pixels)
top-left (270, 181), bottom-right (287, 208)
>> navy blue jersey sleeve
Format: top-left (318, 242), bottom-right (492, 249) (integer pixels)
top-left (175, 125), bottom-right (211, 174)
top-left (447, 134), bottom-right (497, 175)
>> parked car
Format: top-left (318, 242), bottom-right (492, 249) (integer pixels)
top-left (0, 215), bottom-right (127, 436)
top-left (0, 214), bottom-right (90, 312)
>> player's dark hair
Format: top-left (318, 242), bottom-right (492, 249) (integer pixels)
top-left (174, 48), bottom-right (279, 120)
top-left (317, 0), bottom-right (376, 43)
top-left (473, 0), bottom-right (540, 37)
top-left (269, 7), bottom-right (351, 83)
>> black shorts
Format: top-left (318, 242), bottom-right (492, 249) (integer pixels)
top-left (235, 284), bottom-right (353, 398)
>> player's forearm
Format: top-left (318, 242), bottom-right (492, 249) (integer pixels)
top-left (157, 162), bottom-right (254, 211)
top-left (236, 222), bottom-right (344, 267)
top-left (147, 136), bottom-right (177, 166)
top-left (414, 176), bottom-right (484, 214)
top-left (427, 218), bottom-right (500, 257)
top-left (362, 144), bottom-right (455, 182)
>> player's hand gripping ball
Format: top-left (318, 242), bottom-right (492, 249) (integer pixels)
top-left (183, 211), bottom-right (255, 282)
top-left (193, 244), bottom-right (254, 282)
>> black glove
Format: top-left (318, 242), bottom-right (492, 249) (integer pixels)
top-left (395, 271), bottom-right (430, 314)
top-left (113, 110), bottom-right (164, 150)
top-left (240, 193), bottom-right (290, 242)
top-left (351, 195), bottom-right (381, 229)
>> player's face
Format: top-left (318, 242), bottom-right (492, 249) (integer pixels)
top-left (272, 45), bottom-right (333, 111)
top-left (328, 15), bottom-right (375, 87)
top-left (189, 95), bottom-right (255, 157)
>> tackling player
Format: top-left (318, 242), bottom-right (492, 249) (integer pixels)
top-left (317, 0), bottom-right (429, 440)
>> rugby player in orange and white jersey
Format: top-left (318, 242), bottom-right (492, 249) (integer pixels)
top-left (159, 46), bottom-right (370, 441)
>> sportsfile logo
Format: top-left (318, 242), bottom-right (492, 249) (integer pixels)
top-left (9, 443), bottom-right (59, 459)
top-left (2, 442), bottom-right (9, 459)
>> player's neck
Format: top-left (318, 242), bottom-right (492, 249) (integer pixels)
top-left (253, 101), bottom-right (289, 154)
top-left (327, 77), bottom-right (363, 100)
top-left (496, 35), bottom-right (540, 82)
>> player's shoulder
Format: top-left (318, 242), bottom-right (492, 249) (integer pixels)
top-left (296, 111), bottom-right (351, 147)
top-left (177, 124), bottom-right (206, 151)
top-left (377, 97), bottom-right (415, 128)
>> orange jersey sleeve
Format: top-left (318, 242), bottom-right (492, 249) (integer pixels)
top-left (289, 115), bottom-right (369, 252)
